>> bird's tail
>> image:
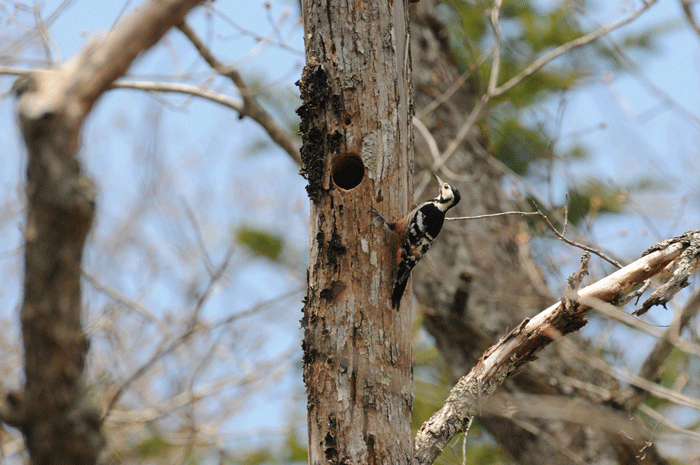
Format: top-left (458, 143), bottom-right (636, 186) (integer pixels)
top-left (392, 270), bottom-right (411, 310)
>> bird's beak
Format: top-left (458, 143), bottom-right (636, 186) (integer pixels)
top-left (434, 173), bottom-right (444, 185)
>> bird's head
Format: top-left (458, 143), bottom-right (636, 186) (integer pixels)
top-left (434, 174), bottom-right (461, 211)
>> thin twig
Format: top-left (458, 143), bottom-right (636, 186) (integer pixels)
top-left (532, 202), bottom-right (623, 268)
top-left (191, 249), bottom-right (233, 325)
top-left (2, 69), bottom-right (294, 154)
top-left (414, 233), bottom-right (700, 464)
top-left (101, 286), bottom-right (298, 423)
top-left (102, 252), bottom-right (232, 423)
top-left (510, 416), bottom-right (587, 465)
top-left (105, 350), bottom-right (296, 424)
top-left (581, 295), bottom-right (700, 359)
top-left (563, 193), bottom-right (569, 236)
top-left (414, 96), bottom-right (488, 200)
top-left (211, 6), bottom-right (304, 57)
top-left (1, 68), bottom-right (246, 113)
top-left (560, 337), bottom-right (700, 411)
top-left (0, 66), bottom-right (31, 77)
top-left (182, 199), bottom-right (215, 276)
top-left (681, 0), bottom-right (700, 38)
top-left (82, 271), bottom-right (170, 336)
top-left (638, 403), bottom-right (700, 441)
top-left (491, 0), bottom-right (659, 98)
top-left (413, 116), bottom-right (441, 163)
top-left (414, 65), bottom-right (477, 121)
top-left (32, 5), bottom-right (55, 63)
top-left (446, 207), bottom-right (622, 268)
top-left (487, 0), bottom-right (503, 96)
top-left (176, 21), bottom-right (301, 165)
top-left (447, 206), bottom-right (621, 271)
top-left (0, 53), bottom-right (301, 165)
top-left (418, 0), bottom-right (658, 185)
top-left (113, 80), bottom-right (244, 112)
top-left (0, 0), bottom-right (74, 58)
top-left (636, 288), bottom-right (700, 381)
top-left (446, 211), bottom-right (541, 221)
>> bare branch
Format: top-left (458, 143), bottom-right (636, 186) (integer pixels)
top-left (176, 21), bottom-right (301, 165)
top-left (414, 66), bottom-right (478, 121)
top-left (101, 284), bottom-right (297, 424)
top-left (483, 392), bottom-right (648, 441)
top-left (638, 288), bottom-right (700, 379)
top-left (83, 271), bottom-right (171, 336)
top-left (113, 80), bottom-right (244, 112)
top-left (681, 0), bottom-right (700, 38)
top-left (584, 295), bottom-right (700, 359)
top-left (105, 348), bottom-right (296, 425)
top-left (559, 337), bottom-right (700, 410)
top-left (532, 202), bottom-right (623, 268)
top-left (416, 0), bottom-right (659, 188)
top-left (617, 288), bottom-right (700, 411)
top-left (102, 251), bottom-right (231, 422)
top-left (446, 211), bottom-right (541, 221)
top-left (447, 205), bottom-right (622, 269)
top-left (491, 0), bottom-right (659, 98)
top-left (1, 69), bottom-right (262, 134)
top-left (638, 403), bottom-right (700, 441)
top-left (0, 65), bottom-right (32, 77)
top-left (413, 116), bottom-right (441, 163)
top-left (487, 0), bottom-right (503, 96)
top-left (414, 96), bottom-right (488, 199)
top-left (413, 231), bottom-right (700, 465)
top-left (634, 231), bottom-right (700, 315)
top-left (16, 0), bottom-right (204, 133)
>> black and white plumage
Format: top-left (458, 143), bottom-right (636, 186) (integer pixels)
top-left (375, 175), bottom-right (461, 309)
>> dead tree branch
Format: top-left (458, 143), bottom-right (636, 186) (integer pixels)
top-left (415, 0), bottom-right (659, 199)
top-left (176, 21), bottom-right (301, 165)
top-left (681, 0), bottom-right (700, 38)
top-left (532, 202), bottom-right (623, 268)
top-left (621, 287), bottom-right (700, 410)
top-left (1, 65), bottom-right (299, 166)
top-left (491, 0), bottom-right (659, 98)
top-left (414, 231), bottom-right (700, 465)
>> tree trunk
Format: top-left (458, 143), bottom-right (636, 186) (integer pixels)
top-left (0, 1), bottom-right (203, 463)
top-left (298, 0), bottom-right (414, 463)
top-left (409, 1), bottom-right (666, 464)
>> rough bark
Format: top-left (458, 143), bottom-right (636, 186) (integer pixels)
top-left (0, 1), bottom-right (203, 463)
top-left (298, 0), bottom-right (414, 463)
top-left (409, 1), bottom-right (668, 463)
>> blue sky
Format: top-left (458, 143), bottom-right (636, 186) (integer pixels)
top-left (1, 0), bottom-right (700, 459)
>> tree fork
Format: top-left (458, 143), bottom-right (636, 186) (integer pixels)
top-left (298, 0), bottom-right (414, 463)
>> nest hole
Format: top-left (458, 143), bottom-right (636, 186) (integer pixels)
top-left (332, 153), bottom-right (364, 190)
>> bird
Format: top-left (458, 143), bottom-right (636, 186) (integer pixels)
top-left (372, 174), bottom-right (461, 309)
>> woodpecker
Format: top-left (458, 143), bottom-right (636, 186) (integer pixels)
top-left (373, 175), bottom-right (461, 309)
